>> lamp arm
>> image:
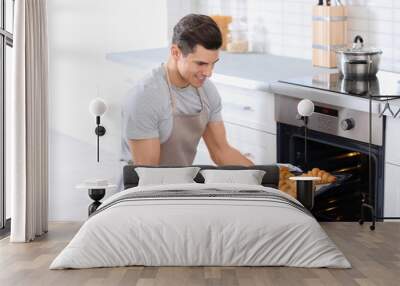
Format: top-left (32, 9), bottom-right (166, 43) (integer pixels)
top-left (96, 116), bottom-right (100, 162)
top-left (97, 123), bottom-right (100, 162)
top-left (304, 119), bottom-right (308, 171)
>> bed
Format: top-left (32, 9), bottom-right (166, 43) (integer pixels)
top-left (50, 165), bottom-right (351, 269)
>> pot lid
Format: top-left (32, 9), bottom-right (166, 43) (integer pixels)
top-left (336, 35), bottom-right (382, 55)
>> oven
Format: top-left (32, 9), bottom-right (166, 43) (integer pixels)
top-left (275, 95), bottom-right (385, 221)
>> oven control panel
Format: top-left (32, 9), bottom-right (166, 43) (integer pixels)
top-left (311, 109), bottom-right (338, 133)
top-left (275, 95), bottom-right (384, 146)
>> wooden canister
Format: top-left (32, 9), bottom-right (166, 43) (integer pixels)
top-left (312, 5), bottom-right (347, 68)
top-left (210, 15), bottom-right (232, 50)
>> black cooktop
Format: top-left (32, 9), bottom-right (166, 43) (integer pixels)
top-left (279, 71), bottom-right (400, 101)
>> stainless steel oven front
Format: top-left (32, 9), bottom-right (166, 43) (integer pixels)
top-left (275, 95), bottom-right (385, 221)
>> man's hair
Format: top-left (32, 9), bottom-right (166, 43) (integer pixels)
top-left (172, 14), bottom-right (222, 55)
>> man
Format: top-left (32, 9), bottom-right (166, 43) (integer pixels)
top-left (120, 14), bottom-right (252, 177)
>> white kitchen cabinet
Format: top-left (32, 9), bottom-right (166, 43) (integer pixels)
top-left (385, 116), bottom-right (400, 166)
top-left (225, 122), bottom-right (276, 164)
top-left (193, 123), bottom-right (277, 165)
top-left (214, 82), bottom-right (276, 134)
top-left (194, 139), bottom-right (214, 165)
top-left (384, 163), bottom-right (400, 218)
top-left (193, 82), bottom-right (277, 165)
top-left (384, 117), bottom-right (400, 217)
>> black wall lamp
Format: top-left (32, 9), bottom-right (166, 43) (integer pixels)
top-left (89, 98), bottom-right (107, 162)
top-left (292, 99), bottom-right (316, 211)
top-left (297, 99), bottom-right (315, 171)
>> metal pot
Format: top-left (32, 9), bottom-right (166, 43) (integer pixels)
top-left (337, 77), bottom-right (380, 96)
top-left (336, 35), bottom-right (382, 80)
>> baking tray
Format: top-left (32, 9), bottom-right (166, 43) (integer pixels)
top-left (314, 173), bottom-right (352, 197)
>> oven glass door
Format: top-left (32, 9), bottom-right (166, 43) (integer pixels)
top-left (277, 123), bottom-right (384, 221)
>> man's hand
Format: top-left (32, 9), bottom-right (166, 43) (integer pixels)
top-left (202, 121), bottom-right (253, 166)
top-left (128, 138), bottom-right (161, 165)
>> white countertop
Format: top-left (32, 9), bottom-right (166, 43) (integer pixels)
top-left (106, 47), bottom-right (330, 92)
top-left (106, 47), bottom-right (400, 114)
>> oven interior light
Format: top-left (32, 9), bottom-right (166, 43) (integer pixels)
top-left (347, 152), bottom-right (360, 157)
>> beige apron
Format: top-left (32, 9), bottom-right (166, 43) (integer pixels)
top-left (117, 65), bottom-right (209, 191)
top-left (159, 64), bottom-right (209, 165)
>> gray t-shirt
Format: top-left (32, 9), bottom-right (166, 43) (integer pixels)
top-left (120, 65), bottom-right (223, 162)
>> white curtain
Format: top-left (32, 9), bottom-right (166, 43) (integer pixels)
top-left (9, 0), bottom-right (49, 242)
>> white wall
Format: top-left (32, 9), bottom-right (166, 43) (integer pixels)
top-left (167, 0), bottom-right (198, 40)
top-left (197, 0), bottom-right (400, 72)
top-left (48, 0), bottom-right (168, 221)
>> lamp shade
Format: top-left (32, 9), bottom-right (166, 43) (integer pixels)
top-left (89, 98), bottom-right (107, 117)
top-left (297, 99), bottom-right (314, 117)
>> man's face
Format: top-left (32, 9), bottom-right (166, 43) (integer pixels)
top-left (173, 44), bottom-right (220, 88)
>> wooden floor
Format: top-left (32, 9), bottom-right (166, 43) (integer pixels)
top-left (0, 222), bottom-right (399, 286)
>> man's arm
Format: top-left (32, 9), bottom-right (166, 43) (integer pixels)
top-left (128, 138), bottom-right (161, 165)
top-left (202, 121), bottom-right (253, 166)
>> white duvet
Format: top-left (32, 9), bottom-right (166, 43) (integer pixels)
top-left (50, 183), bottom-right (351, 269)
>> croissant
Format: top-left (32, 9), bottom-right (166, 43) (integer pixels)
top-left (301, 169), bottom-right (336, 184)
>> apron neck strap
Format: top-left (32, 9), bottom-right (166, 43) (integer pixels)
top-left (163, 63), bottom-right (177, 111)
top-left (163, 63), bottom-right (205, 112)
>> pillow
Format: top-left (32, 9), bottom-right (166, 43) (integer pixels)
top-left (135, 167), bottom-right (201, 186)
top-left (200, 169), bottom-right (266, 185)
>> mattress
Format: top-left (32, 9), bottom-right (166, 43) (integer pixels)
top-left (50, 183), bottom-right (351, 269)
